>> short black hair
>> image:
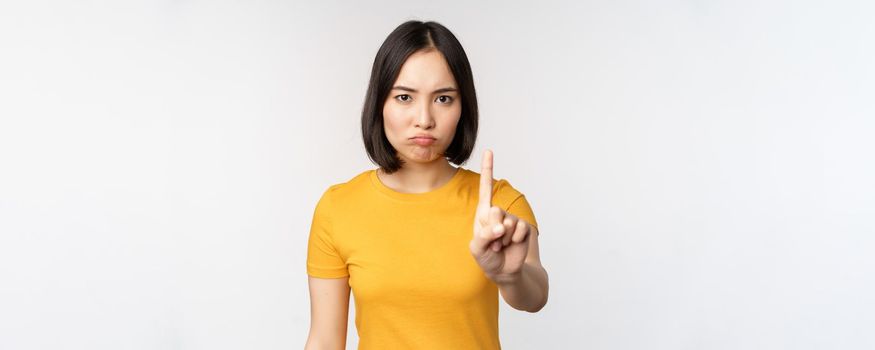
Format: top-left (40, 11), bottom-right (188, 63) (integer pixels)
top-left (361, 20), bottom-right (478, 174)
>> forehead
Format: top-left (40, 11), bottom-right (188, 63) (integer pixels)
top-left (393, 49), bottom-right (458, 88)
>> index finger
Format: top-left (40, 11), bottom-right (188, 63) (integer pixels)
top-left (478, 149), bottom-right (493, 211)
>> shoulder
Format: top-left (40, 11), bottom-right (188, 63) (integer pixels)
top-left (458, 167), bottom-right (525, 207)
top-left (316, 169), bottom-right (375, 206)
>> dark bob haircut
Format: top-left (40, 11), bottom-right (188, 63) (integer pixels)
top-left (361, 20), bottom-right (478, 174)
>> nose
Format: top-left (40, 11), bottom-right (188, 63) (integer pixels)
top-left (414, 101), bottom-right (435, 129)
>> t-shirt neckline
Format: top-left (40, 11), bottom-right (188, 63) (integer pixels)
top-left (369, 167), bottom-right (465, 202)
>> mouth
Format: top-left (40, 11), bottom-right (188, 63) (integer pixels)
top-left (411, 136), bottom-right (436, 146)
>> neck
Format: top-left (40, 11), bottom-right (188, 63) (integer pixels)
top-left (378, 158), bottom-right (458, 194)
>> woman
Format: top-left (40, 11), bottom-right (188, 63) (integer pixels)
top-left (305, 20), bottom-right (549, 349)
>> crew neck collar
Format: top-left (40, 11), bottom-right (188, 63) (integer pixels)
top-left (369, 167), bottom-right (465, 202)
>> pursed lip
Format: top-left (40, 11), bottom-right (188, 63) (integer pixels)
top-left (409, 134), bottom-right (436, 140)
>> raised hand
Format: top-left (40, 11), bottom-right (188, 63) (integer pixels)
top-left (469, 149), bottom-right (532, 284)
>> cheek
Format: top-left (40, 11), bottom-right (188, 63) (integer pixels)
top-left (381, 104), bottom-right (402, 138)
top-left (439, 105), bottom-right (462, 133)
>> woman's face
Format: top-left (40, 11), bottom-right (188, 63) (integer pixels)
top-left (382, 48), bottom-right (462, 165)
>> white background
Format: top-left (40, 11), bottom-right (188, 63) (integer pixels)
top-left (1, 1), bottom-right (874, 349)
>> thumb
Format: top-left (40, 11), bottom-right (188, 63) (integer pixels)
top-left (471, 206), bottom-right (506, 255)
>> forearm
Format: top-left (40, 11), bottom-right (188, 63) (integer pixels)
top-left (497, 262), bottom-right (549, 312)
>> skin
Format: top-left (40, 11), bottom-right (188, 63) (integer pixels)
top-left (471, 149), bottom-right (549, 313)
top-left (305, 48), bottom-right (548, 349)
top-left (377, 47), bottom-right (461, 192)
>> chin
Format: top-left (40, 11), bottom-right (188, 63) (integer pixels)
top-left (402, 149), bottom-right (445, 163)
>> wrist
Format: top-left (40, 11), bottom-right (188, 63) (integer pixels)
top-left (491, 267), bottom-right (525, 287)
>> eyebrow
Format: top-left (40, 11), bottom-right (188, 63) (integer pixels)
top-left (392, 85), bottom-right (458, 94)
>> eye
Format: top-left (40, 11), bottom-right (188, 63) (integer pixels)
top-left (394, 94), bottom-right (412, 103)
top-left (435, 95), bottom-right (454, 104)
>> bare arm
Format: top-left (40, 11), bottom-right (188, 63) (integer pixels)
top-left (471, 150), bottom-right (549, 312)
top-left (305, 276), bottom-right (350, 350)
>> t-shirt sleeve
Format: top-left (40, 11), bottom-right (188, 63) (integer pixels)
top-left (492, 179), bottom-right (539, 232)
top-left (306, 187), bottom-right (349, 278)
top-left (507, 194), bottom-right (539, 232)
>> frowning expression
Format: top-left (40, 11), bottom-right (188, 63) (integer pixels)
top-left (382, 48), bottom-right (462, 164)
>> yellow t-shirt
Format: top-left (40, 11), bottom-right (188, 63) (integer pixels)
top-left (306, 167), bottom-right (538, 349)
